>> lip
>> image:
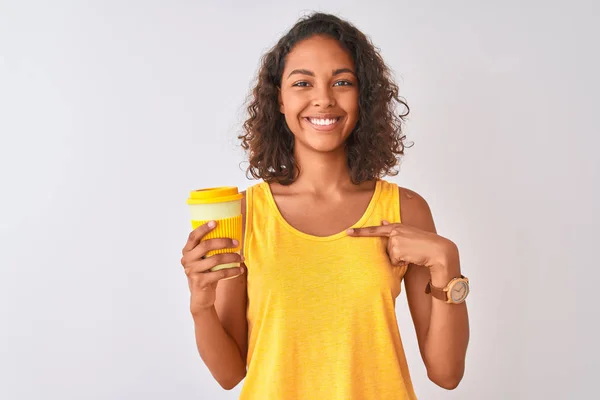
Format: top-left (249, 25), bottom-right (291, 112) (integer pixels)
top-left (304, 113), bottom-right (342, 119)
top-left (303, 115), bottom-right (344, 131)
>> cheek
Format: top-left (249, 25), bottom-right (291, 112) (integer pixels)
top-left (281, 95), bottom-right (303, 118)
top-left (340, 92), bottom-right (359, 117)
top-left (284, 113), bottom-right (300, 132)
top-left (282, 108), bottom-right (303, 136)
top-left (284, 98), bottom-right (310, 132)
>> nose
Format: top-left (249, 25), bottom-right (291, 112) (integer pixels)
top-left (312, 85), bottom-right (335, 108)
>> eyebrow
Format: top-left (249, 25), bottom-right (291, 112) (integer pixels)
top-left (287, 68), bottom-right (356, 78)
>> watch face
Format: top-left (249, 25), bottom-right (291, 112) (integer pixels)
top-left (450, 280), bottom-right (469, 303)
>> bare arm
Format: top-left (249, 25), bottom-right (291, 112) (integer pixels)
top-left (400, 187), bottom-right (470, 390)
top-left (192, 302), bottom-right (247, 390)
top-left (184, 193), bottom-right (249, 390)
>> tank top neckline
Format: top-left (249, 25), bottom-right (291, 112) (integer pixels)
top-left (259, 179), bottom-right (383, 242)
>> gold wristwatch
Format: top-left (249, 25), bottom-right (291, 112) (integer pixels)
top-left (425, 275), bottom-right (470, 304)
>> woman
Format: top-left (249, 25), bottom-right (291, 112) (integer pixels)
top-left (180, 12), bottom-right (470, 400)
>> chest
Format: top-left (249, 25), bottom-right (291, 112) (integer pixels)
top-left (272, 191), bottom-right (374, 237)
top-left (247, 234), bottom-right (404, 309)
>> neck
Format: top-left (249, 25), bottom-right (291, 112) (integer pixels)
top-left (290, 146), bottom-right (354, 193)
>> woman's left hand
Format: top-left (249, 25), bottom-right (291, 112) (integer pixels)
top-left (346, 220), bottom-right (459, 274)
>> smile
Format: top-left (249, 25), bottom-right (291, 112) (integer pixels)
top-left (303, 117), bottom-right (342, 131)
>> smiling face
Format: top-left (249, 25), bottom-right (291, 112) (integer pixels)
top-left (278, 35), bottom-right (359, 154)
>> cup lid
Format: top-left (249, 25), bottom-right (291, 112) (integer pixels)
top-left (187, 186), bottom-right (243, 205)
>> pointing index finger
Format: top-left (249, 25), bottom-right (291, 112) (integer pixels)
top-left (346, 224), bottom-right (394, 237)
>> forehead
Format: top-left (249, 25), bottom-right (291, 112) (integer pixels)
top-left (283, 35), bottom-right (355, 72)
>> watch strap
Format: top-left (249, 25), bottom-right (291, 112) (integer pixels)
top-left (425, 281), bottom-right (448, 301)
top-left (425, 275), bottom-right (467, 303)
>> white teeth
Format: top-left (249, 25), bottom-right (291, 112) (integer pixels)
top-left (308, 118), bottom-right (338, 126)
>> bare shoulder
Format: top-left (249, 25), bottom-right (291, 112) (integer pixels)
top-left (397, 186), bottom-right (436, 233)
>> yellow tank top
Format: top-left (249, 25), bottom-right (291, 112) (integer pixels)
top-left (240, 179), bottom-right (417, 400)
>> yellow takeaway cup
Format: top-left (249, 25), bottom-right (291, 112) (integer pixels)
top-left (186, 186), bottom-right (243, 273)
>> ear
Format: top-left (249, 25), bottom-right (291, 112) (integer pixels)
top-left (278, 87), bottom-right (284, 114)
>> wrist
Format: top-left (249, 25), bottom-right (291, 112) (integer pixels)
top-left (191, 304), bottom-right (216, 319)
top-left (430, 240), bottom-right (461, 287)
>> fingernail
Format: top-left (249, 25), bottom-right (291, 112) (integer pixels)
top-left (239, 266), bottom-right (245, 274)
top-left (232, 239), bottom-right (239, 246)
top-left (346, 228), bottom-right (354, 234)
top-left (208, 221), bottom-right (216, 228)
top-left (240, 255), bottom-right (245, 262)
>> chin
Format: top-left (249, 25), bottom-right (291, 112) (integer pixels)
top-left (303, 138), bottom-right (347, 153)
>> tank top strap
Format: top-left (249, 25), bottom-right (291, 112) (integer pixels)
top-left (243, 185), bottom-right (251, 258)
top-left (243, 182), bottom-right (256, 258)
top-left (243, 181), bottom-right (272, 258)
top-left (363, 179), bottom-right (402, 226)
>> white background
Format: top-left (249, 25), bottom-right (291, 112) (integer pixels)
top-left (1, 1), bottom-right (598, 399)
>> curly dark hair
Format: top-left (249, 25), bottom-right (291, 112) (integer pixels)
top-left (239, 12), bottom-right (410, 185)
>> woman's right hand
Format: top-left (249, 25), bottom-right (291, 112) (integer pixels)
top-left (180, 221), bottom-right (245, 315)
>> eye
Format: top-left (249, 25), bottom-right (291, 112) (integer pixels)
top-left (334, 80), bottom-right (353, 87)
top-left (292, 81), bottom-right (310, 87)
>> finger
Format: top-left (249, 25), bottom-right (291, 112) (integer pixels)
top-left (346, 224), bottom-right (394, 237)
top-left (182, 221), bottom-right (216, 254)
top-left (203, 252), bottom-right (244, 270)
top-left (186, 252), bottom-right (244, 273)
top-left (385, 249), bottom-right (407, 267)
top-left (386, 236), bottom-right (410, 266)
top-left (200, 265), bottom-right (246, 285)
top-left (190, 237), bottom-right (239, 261)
